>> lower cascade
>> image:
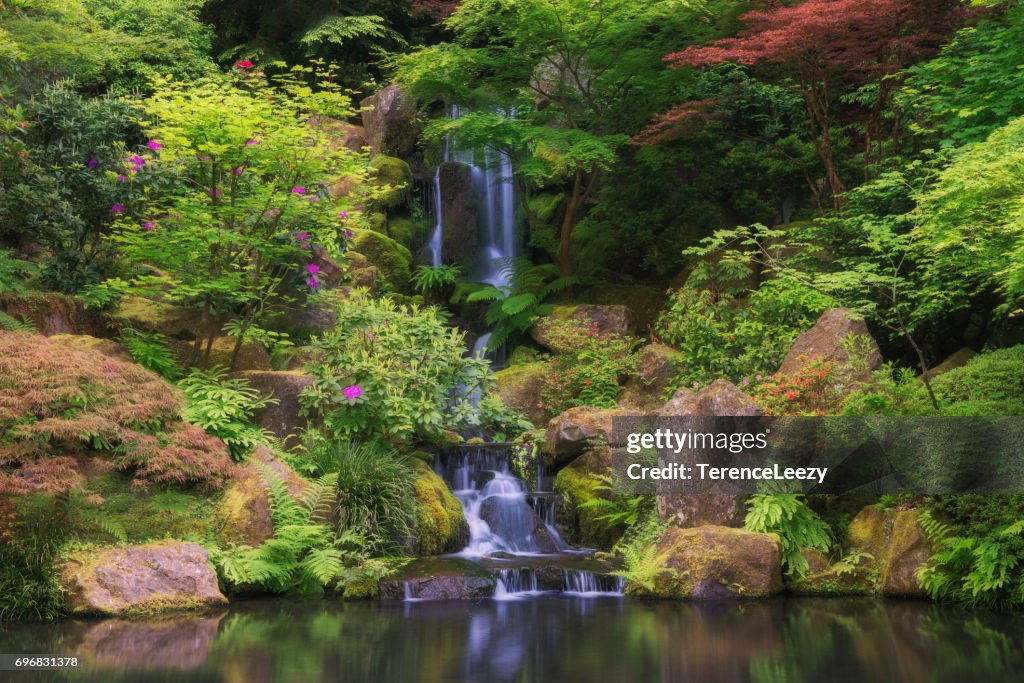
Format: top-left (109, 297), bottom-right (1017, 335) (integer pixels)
top-left (398, 443), bottom-right (623, 601)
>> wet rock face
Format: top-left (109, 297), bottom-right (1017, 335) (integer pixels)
top-left (777, 307), bottom-right (883, 387)
top-left (544, 406), bottom-right (632, 467)
top-left (643, 525), bottom-right (783, 600)
top-left (438, 161), bottom-right (479, 267)
top-left (410, 459), bottom-right (469, 556)
top-left (61, 542), bottom-right (227, 616)
top-left (360, 84), bottom-right (420, 157)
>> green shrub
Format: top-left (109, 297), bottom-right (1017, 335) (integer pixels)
top-left (179, 367), bottom-right (276, 460)
top-left (744, 493), bottom-right (832, 578)
top-left (303, 440), bottom-right (418, 556)
top-left (119, 327), bottom-right (182, 381)
top-left (301, 291), bottom-right (497, 443)
top-left (539, 318), bottom-right (639, 416)
top-left (412, 264), bottom-right (461, 300)
top-left (655, 262), bottom-right (832, 386)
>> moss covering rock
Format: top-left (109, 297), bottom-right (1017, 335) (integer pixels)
top-left (553, 445), bottom-right (618, 549)
top-left (369, 155), bottom-right (413, 208)
top-left (409, 459), bottom-right (468, 556)
top-left (640, 525), bottom-right (783, 600)
top-left (107, 295), bottom-right (203, 340)
top-left (494, 361), bottom-right (548, 426)
top-left (60, 541), bottom-right (227, 616)
top-left (350, 228), bottom-right (412, 293)
top-left (532, 304), bottom-right (632, 348)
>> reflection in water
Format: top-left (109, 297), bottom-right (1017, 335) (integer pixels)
top-left (1, 597), bottom-right (1022, 683)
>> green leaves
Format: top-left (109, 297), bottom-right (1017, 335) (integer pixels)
top-left (744, 494), bottom-right (832, 578)
top-left (179, 367), bottom-right (276, 459)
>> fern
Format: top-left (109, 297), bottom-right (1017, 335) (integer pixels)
top-left (119, 327), bottom-right (182, 380)
top-left (0, 311), bottom-right (35, 332)
top-left (579, 473), bottom-right (648, 530)
top-left (744, 494), bottom-right (832, 578)
top-left (612, 537), bottom-right (679, 592)
top-left (299, 14), bottom-right (403, 50)
top-left (179, 367), bottom-right (277, 459)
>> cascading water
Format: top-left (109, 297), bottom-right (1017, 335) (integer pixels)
top-left (427, 444), bottom-right (623, 600)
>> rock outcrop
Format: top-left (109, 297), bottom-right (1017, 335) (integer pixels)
top-left (493, 361), bottom-right (548, 426)
top-left (61, 542), bottom-right (227, 616)
top-left (532, 304), bottom-right (632, 348)
top-left (544, 406), bottom-right (632, 467)
top-left (410, 460), bottom-right (469, 556)
top-left (777, 308), bottom-right (882, 387)
top-left (360, 84), bottom-right (420, 157)
top-left (619, 343), bottom-right (679, 410)
top-left (235, 371), bottom-right (315, 446)
top-left (642, 526), bottom-right (783, 599)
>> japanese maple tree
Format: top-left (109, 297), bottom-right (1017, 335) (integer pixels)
top-left (662, 0), bottom-right (965, 209)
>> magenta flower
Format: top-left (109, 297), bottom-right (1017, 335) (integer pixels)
top-left (207, 188), bottom-right (221, 197)
top-left (245, 139), bottom-right (258, 147)
top-left (307, 195), bottom-right (320, 202)
top-left (343, 385), bottom-right (362, 400)
top-left (342, 229), bottom-right (354, 240)
top-left (235, 60), bottom-right (254, 69)
top-left (292, 186), bottom-right (306, 195)
top-left (338, 211), bottom-right (349, 220)
top-left (306, 264), bottom-right (319, 275)
top-left (143, 221), bottom-right (156, 231)
top-left (117, 174), bottom-right (127, 183)
top-left (87, 157), bottom-right (98, 168)
top-left (233, 167), bottom-right (244, 176)
top-left (147, 140), bottom-right (162, 150)
top-left (111, 204), bottom-right (125, 214)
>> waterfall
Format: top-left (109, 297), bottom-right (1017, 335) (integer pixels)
top-left (429, 105), bottom-right (518, 284)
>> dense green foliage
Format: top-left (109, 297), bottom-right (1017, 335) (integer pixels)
top-left (745, 494), bottom-right (833, 578)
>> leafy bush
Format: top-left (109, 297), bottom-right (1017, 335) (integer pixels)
top-left (579, 472), bottom-right (650, 533)
top-left (0, 330), bottom-right (233, 495)
top-left (655, 262), bottom-right (832, 386)
top-left (303, 440), bottom-right (418, 556)
top-left (744, 494), bottom-right (832, 577)
top-left (210, 464), bottom-right (369, 595)
top-left (539, 318), bottom-right (639, 416)
top-left (302, 291), bottom-right (497, 443)
top-left (0, 494), bottom-right (67, 621)
top-left (0, 83), bottom-right (143, 292)
top-left (0, 249), bottom-right (38, 294)
top-left (179, 368), bottom-right (276, 460)
top-left (752, 355), bottom-right (845, 416)
top-left (412, 264), bottom-right (461, 299)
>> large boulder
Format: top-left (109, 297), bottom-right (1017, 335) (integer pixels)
top-left (369, 155), bottom-right (413, 208)
top-left (846, 505), bottom-right (934, 598)
top-left (235, 371), bottom-right (315, 446)
top-left (643, 525), bottom-right (783, 599)
top-left (107, 295), bottom-right (203, 340)
top-left (544, 406), bottom-right (632, 467)
top-left (777, 308), bottom-right (882, 387)
top-left (360, 84), bottom-right (420, 157)
top-left (658, 379), bottom-right (762, 418)
top-left (410, 460), bottom-right (469, 556)
top-left (656, 380), bottom-right (762, 528)
top-left (214, 446), bottom-right (312, 547)
top-left (493, 361), bottom-right (548, 426)
top-left (60, 541), bottom-right (227, 616)
top-left (619, 343), bottom-right (680, 411)
top-left (532, 304), bottom-right (632, 348)
top-left (924, 347), bottom-right (977, 379)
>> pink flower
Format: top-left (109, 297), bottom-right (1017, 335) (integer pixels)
top-left (343, 385), bottom-right (362, 400)
top-left (116, 174), bottom-right (127, 183)
top-left (233, 167), bottom-right (244, 176)
top-left (87, 157), bottom-right (97, 168)
top-left (245, 139), bottom-right (258, 147)
top-left (338, 211), bottom-right (349, 219)
top-left (306, 264), bottom-right (319, 275)
top-left (307, 195), bottom-right (320, 202)
top-left (235, 60), bottom-right (254, 69)
top-left (111, 204), bottom-right (125, 214)
top-left (143, 221), bottom-right (156, 231)
top-left (342, 229), bottom-right (354, 240)
top-left (292, 186), bottom-right (306, 195)
top-left (207, 188), bottom-right (221, 197)
top-left (308, 276), bottom-right (319, 290)
top-left (147, 140), bottom-right (162, 150)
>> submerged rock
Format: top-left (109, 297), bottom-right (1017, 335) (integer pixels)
top-left (61, 542), bottom-right (227, 616)
top-left (379, 557), bottom-right (496, 600)
top-left (642, 526), bottom-right (783, 600)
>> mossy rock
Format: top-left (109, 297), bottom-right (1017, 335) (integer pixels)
top-left (368, 211), bottom-right (388, 232)
top-left (553, 446), bottom-right (618, 549)
top-left (342, 576), bottom-right (380, 600)
top-left (350, 229), bottom-right (412, 293)
top-left (388, 214), bottom-right (432, 250)
top-left (60, 541), bottom-right (227, 616)
top-left (107, 295), bottom-right (204, 340)
top-left (493, 361), bottom-right (548, 426)
top-left (410, 459), bottom-right (468, 556)
top-left (369, 155), bottom-right (413, 208)
top-left (640, 525), bottom-right (783, 600)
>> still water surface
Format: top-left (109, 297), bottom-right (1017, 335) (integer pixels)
top-left (1, 596), bottom-right (1022, 683)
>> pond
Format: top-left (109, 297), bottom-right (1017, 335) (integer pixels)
top-left (1, 596), bottom-right (1022, 683)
